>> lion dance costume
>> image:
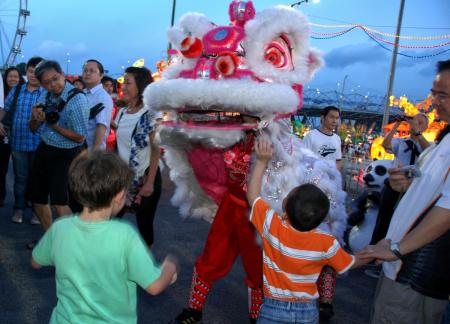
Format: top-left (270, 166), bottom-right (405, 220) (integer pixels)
top-left (144, 1), bottom-right (348, 322)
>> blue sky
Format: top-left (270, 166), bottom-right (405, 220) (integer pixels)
top-left (2, 0), bottom-right (449, 100)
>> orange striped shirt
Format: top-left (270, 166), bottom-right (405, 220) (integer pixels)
top-left (250, 198), bottom-right (354, 301)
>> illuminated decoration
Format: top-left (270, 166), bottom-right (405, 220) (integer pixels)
top-left (363, 27), bottom-right (450, 49)
top-left (132, 58), bottom-right (144, 67)
top-left (309, 22), bottom-right (450, 59)
top-left (370, 136), bottom-right (394, 160)
top-left (310, 22), bottom-right (450, 41)
top-left (369, 94), bottom-right (448, 160)
top-left (310, 25), bottom-right (450, 49)
top-left (66, 75), bottom-right (81, 82)
top-left (117, 58), bottom-right (145, 84)
top-left (152, 60), bottom-right (169, 81)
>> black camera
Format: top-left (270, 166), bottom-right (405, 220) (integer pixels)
top-left (37, 100), bottom-right (66, 124)
top-left (393, 115), bottom-right (413, 122)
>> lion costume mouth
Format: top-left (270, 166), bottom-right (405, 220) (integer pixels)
top-left (145, 78), bottom-right (299, 131)
top-left (163, 108), bottom-right (260, 130)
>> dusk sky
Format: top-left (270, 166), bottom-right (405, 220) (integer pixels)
top-left (1, 0), bottom-right (449, 101)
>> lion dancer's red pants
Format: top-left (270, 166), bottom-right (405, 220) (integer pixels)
top-left (187, 192), bottom-right (264, 320)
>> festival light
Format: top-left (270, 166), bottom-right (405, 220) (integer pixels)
top-left (369, 137), bottom-right (393, 161)
top-left (116, 58), bottom-right (145, 84)
top-left (309, 22), bottom-right (450, 40)
top-left (310, 25), bottom-right (450, 49)
top-left (152, 60), bottom-right (169, 81)
top-left (371, 94), bottom-right (448, 159)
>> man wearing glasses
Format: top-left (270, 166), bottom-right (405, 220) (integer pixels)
top-left (28, 60), bottom-right (89, 245)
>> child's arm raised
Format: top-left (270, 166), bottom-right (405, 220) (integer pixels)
top-left (247, 138), bottom-right (273, 206)
top-left (145, 255), bottom-right (178, 295)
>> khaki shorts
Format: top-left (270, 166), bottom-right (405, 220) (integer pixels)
top-left (371, 275), bottom-right (448, 324)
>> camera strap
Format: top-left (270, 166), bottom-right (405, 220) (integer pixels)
top-left (404, 139), bottom-right (419, 165)
top-left (89, 103), bottom-right (105, 120)
top-left (44, 88), bottom-right (85, 112)
top-left (3, 83), bottom-right (23, 130)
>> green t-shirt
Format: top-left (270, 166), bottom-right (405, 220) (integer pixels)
top-left (32, 215), bottom-right (161, 324)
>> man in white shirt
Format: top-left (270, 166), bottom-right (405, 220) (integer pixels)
top-left (303, 106), bottom-right (343, 170)
top-left (82, 59), bottom-right (113, 150)
top-left (360, 59), bottom-right (450, 324)
top-left (382, 113), bottom-right (430, 167)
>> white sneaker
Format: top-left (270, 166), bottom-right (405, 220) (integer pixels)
top-left (11, 210), bottom-right (24, 224)
top-left (30, 214), bottom-right (41, 225)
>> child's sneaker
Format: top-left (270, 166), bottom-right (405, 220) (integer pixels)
top-left (170, 308), bottom-right (202, 324)
top-left (11, 210), bottom-right (23, 224)
top-left (30, 214), bottom-right (41, 225)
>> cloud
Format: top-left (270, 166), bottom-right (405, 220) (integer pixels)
top-left (324, 44), bottom-right (388, 68)
top-left (36, 40), bottom-right (87, 57)
top-left (418, 62), bottom-right (436, 77)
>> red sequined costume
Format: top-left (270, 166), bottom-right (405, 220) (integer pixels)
top-left (187, 133), bottom-right (263, 320)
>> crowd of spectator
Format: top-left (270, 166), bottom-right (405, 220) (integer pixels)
top-left (0, 58), bottom-right (448, 324)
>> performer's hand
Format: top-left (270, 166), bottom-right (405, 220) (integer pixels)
top-left (255, 138), bottom-right (273, 164)
top-left (388, 167), bottom-right (412, 192)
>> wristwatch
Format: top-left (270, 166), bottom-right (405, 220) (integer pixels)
top-left (390, 242), bottom-right (404, 260)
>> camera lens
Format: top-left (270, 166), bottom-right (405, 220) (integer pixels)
top-left (45, 111), bottom-right (60, 124)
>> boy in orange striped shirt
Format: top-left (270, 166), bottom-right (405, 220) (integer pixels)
top-left (247, 138), bottom-right (370, 323)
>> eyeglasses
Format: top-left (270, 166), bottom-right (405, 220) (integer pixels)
top-left (41, 74), bottom-right (62, 86)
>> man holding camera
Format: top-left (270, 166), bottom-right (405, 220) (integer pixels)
top-left (0, 57), bottom-right (44, 224)
top-left (28, 60), bottom-right (89, 236)
top-left (369, 113), bottom-right (431, 246)
top-left (382, 113), bottom-right (430, 167)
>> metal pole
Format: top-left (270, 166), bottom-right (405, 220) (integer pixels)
top-left (340, 74), bottom-right (348, 109)
top-left (382, 0), bottom-right (406, 127)
top-left (167, 0), bottom-right (177, 61)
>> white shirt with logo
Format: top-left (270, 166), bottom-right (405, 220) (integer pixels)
top-left (303, 129), bottom-right (342, 161)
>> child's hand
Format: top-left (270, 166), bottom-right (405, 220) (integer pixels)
top-left (162, 255), bottom-right (178, 285)
top-left (255, 138), bottom-right (273, 163)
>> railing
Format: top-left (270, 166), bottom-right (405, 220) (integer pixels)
top-left (342, 156), bottom-right (371, 198)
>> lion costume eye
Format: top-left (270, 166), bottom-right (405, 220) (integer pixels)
top-left (264, 35), bottom-right (293, 70)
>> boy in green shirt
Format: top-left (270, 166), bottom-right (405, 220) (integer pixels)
top-left (31, 150), bottom-right (177, 323)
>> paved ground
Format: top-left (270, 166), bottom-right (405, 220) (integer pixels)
top-left (1, 167), bottom-right (445, 324)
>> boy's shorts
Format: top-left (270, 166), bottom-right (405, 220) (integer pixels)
top-left (30, 142), bottom-right (84, 206)
top-left (257, 297), bottom-right (318, 324)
